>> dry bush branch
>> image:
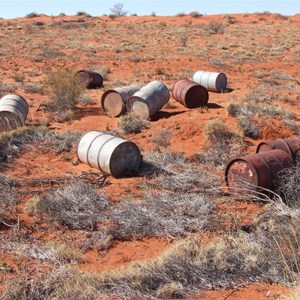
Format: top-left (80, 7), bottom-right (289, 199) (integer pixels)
top-left (0, 126), bottom-right (82, 163)
top-left (0, 173), bottom-right (18, 225)
top-left (26, 181), bottom-right (109, 230)
top-left (118, 112), bottom-right (149, 134)
top-left (274, 158), bottom-right (300, 208)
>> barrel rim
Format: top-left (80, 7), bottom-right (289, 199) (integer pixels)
top-left (127, 95), bottom-right (150, 112)
top-left (130, 97), bottom-right (151, 119)
top-left (0, 93), bottom-right (29, 113)
top-left (109, 141), bottom-right (141, 178)
top-left (256, 141), bottom-right (274, 153)
top-left (256, 139), bottom-right (293, 157)
top-left (101, 89), bottom-right (124, 117)
top-left (225, 157), bottom-right (259, 188)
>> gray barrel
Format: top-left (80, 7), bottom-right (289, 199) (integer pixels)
top-left (101, 84), bottom-right (143, 117)
top-left (77, 131), bottom-right (141, 178)
top-left (0, 94), bottom-right (29, 132)
top-left (192, 70), bottom-right (227, 92)
top-left (74, 70), bottom-right (103, 89)
top-left (126, 80), bottom-right (170, 120)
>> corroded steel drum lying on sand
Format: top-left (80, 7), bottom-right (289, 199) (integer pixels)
top-left (256, 137), bottom-right (300, 161)
top-left (77, 131), bottom-right (141, 178)
top-left (172, 79), bottom-right (209, 108)
top-left (225, 149), bottom-right (293, 192)
top-left (192, 70), bottom-right (227, 93)
top-left (126, 80), bottom-right (170, 120)
top-left (74, 70), bottom-right (103, 89)
top-left (101, 84), bottom-right (143, 117)
top-left (0, 94), bottom-right (29, 132)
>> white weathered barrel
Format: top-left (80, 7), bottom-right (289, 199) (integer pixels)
top-left (126, 81), bottom-right (170, 120)
top-left (192, 71), bottom-right (227, 92)
top-left (101, 84), bottom-right (143, 117)
top-left (77, 131), bottom-right (141, 178)
top-left (0, 94), bottom-right (29, 132)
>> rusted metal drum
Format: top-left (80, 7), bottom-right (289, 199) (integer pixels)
top-left (0, 94), bottom-right (29, 132)
top-left (126, 80), bottom-right (170, 120)
top-left (225, 149), bottom-right (293, 192)
top-left (77, 131), bottom-right (141, 178)
top-left (256, 137), bottom-right (300, 161)
top-left (172, 79), bottom-right (209, 108)
top-left (192, 70), bottom-right (227, 92)
top-left (101, 84), bottom-right (143, 117)
top-left (74, 70), bottom-right (103, 89)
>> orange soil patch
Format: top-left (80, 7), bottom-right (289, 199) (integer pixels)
top-left (197, 284), bottom-right (290, 300)
top-left (80, 237), bottom-right (173, 272)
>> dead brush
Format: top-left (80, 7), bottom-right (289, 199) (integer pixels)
top-left (0, 241), bottom-right (85, 265)
top-left (117, 112), bottom-right (149, 134)
top-left (227, 86), bottom-right (296, 138)
top-left (85, 189), bottom-right (216, 251)
top-left (0, 126), bottom-right (81, 163)
top-left (44, 68), bottom-right (84, 122)
top-left (274, 158), bottom-right (300, 208)
top-left (0, 173), bottom-right (17, 226)
top-left (25, 181), bottom-right (109, 230)
top-left (138, 151), bottom-right (222, 194)
top-left (137, 150), bottom-right (187, 178)
top-left (152, 129), bottom-right (171, 151)
top-left (200, 119), bottom-right (245, 167)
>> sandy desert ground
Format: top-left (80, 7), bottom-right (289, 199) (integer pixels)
top-left (0, 11), bottom-right (300, 300)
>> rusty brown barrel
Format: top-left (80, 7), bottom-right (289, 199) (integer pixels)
top-left (74, 70), bottom-right (103, 89)
top-left (192, 70), bottom-right (227, 92)
top-left (225, 149), bottom-right (293, 192)
top-left (0, 94), bottom-right (29, 132)
top-left (172, 79), bottom-right (209, 108)
top-left (101, 84), bottom-right (143, 117)
top-left (256, 137), bottom-right (300, 161)
top-left (126, 80), bottom-right (170, 120)
top-left (77, 131), bottom-right (141, 178)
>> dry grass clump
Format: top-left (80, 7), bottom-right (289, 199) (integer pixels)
top-left (0, 126), bottom-right (81, 162)
top-left (152, 129), bottom-right (171, 150)
top-left (137, 151), bottom-right (187, 177)
top-left (206, 20), bottom-right (225, 34)
top-left (0, 173), bottom-right (17, 225)
top-left (0, 126), bottom-right (48, 162)
top-left (189, 11), bottom-right (203, 18)
top-left (0, 241), bottom-right (84, 265)
top-left (118, 112), bottom-right (149, 134)
top-left (227, 86), bottom-right (295, 139)
top-left (200, 120), bottom-right (244, 166)
top-left (44, 68), bottom-right (84, 121)
top-left (1, 267), bottom-right (101, 300)
top-left (138, 151), bottom-right (222, 194)
top-left (25, 181), bottom-right (108, 230)
top-left (81, 189), bottom-right (216, 251)
top-left (274, 158), bottom-right (300, 208)
top-left (106, 191), bottom-right (215, 240)
top-left (283, 285), bottom-right (300, 300)
top-left (23, 83), bottom-right (44, 94)
top-left (25, 12), bottom-right (38, 18)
